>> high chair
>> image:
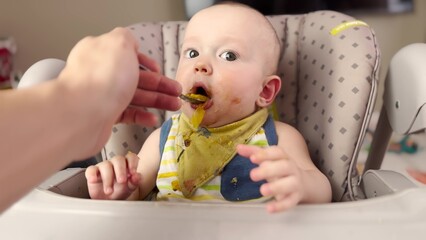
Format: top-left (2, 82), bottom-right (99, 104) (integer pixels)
top-left (103, 10), bottom-right (381, 202)
top-left (1, 10), bottom-right (425, 240)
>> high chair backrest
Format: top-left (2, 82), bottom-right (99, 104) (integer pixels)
top-left (102, 11), bottom-right (380, 202)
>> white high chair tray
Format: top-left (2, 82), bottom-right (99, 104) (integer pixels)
top-left (0, 168), bottom-right (426, 239)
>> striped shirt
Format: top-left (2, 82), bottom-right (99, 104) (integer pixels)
top-left (156, 114), bottom-right (271, 203)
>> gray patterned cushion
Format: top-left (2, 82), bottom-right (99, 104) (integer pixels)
top-left (102, 10), bottom-right (380, 202)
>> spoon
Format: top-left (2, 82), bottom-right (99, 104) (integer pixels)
top-left (178, 94), bottom-right (208, 105)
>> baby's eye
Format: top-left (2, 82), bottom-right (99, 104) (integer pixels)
top-left (219, 51), bottom-right (238, 61)
top-left (184, 49), bottom-right (199, 58)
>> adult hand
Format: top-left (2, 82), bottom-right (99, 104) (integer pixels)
top-left (58, 27), bottom-right (181, 160)
top-left (118, 53), bottom-right (182, 126)
top-left (0, 28), bottom-right (181, 213)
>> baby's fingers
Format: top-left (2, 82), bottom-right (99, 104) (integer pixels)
top-left (236, 144), bottom-right (260, 158)
top-left (260, 176), bottom-right (303, 213)
top-left (266, 192), bottom-right (300, 213)
top-left (85, 165), bottom-right (101, 183)
top-left (250, 158), bottom-right (293, 182)
top-left (97, 161), bottom-right (115, 195)
top-left (237, 145), bottom-right (289, 164)
top-left (85, 163), bottom-right (113, 199)
top-left (128, 172), bottom-right (142, 191)
top-left (109, 155), bottom-right (130, 184)
top-left (125, 151), bottom-right (140, 174)
top-left (259, 176), bottom-right (300, 198)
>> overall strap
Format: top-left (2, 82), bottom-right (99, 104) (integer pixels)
top-left (263, 114), bottom-right (278, 145)
top-left (220, 115), bottom-right (277, 201)
top-left (159, 118), bottom-right (173, 156)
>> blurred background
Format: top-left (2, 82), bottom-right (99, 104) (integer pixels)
top-left (0, 0), bottom-right (425, 109)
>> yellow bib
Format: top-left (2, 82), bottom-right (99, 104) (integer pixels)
top-left (175, 108), bottom-right (269, 197)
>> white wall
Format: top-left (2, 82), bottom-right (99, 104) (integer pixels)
top-left (0, 0), bottom-right (186, 72)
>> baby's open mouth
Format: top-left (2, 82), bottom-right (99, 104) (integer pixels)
top-left (180, 86), bottom-right (211, 128)
top-left (179, 86), bottom-right (211, 105)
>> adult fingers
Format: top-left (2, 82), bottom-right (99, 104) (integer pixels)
top-left (132, 87), bottom-right (181, 111)
top-left (138, 71), bottom-right (181, 96)
top-left (138, 53), bottom-right (160, 73)
top-left (117, 107), bottom-right (158, 126)
top-left (110, 27), bottom-right (139, 49)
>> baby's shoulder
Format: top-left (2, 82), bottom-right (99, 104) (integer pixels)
top-left (144, 127), bottom-right (162, 145)
top-left (273, 120), bottom-right (295, 131)
top-left (273, 120), bottom-right (304, 140)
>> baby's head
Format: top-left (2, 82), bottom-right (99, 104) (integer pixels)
top-left (176, 2), bottom-right (281, 127)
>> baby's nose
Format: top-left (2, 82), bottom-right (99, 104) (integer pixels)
top-left (194, 62), bottom-right (212, 74)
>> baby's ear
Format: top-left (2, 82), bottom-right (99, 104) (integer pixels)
top-left (256, 75), bottom-right (281, 108)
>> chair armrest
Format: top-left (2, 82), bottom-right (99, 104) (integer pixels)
top-left (361, 169), bottom-right (417, 198)
top-left (38, 168), bottom-right (89, 199)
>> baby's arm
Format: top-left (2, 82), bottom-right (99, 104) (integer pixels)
top-left (85, 129), bottom-right (161, 200)
top-left (131, 128), bottom-right (162, 200)
top-left (237, 121), bottom-right (332, 213)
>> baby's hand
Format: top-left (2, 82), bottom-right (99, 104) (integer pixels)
top-left (85, 151), bottom-right (141, 200)
top-left (237, 144), bottom-right (304, 213)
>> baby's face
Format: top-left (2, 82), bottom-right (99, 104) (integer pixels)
top-left (176, 5), bottom-right (278, 127)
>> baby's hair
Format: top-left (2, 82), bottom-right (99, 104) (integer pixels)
top-left (213, 1), bottom-right (282, 73)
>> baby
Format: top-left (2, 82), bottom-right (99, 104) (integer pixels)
top-left (85, 2), bottom-right (332, 213)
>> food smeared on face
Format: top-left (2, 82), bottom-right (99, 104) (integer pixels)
top-left (231, 97), bottom-right (241, 105)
